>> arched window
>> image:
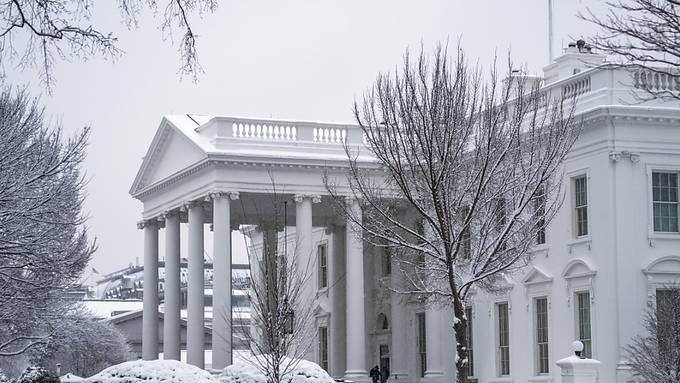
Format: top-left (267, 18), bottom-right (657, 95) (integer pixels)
top-left (377, 313), bottom-right (389, 330)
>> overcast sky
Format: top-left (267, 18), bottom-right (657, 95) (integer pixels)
top-left (8, 0), bottom-right (606, 279)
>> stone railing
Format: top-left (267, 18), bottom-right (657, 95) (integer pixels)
top-left (201, 116), bottom-right (362, 145)
top-left (633, 69), bottom-right (680, 93)
top-left (561, 75), bottom-right (591, 99)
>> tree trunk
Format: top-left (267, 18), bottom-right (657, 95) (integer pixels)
top-left (452, 292), bottom-right (468, 383)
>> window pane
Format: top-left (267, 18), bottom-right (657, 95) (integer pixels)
top-left (577, 292), bottom-right (592, 358)
top-left (535, 298), bottom-right (549, 374)
top-left (574, 176), bottom-right (589, 237)
top-left (465, 307), bottom-right (474, 378)
top-left (498, 303), bottom-right (510, 376)
top-left (417, 313), bottom-right (427, 377)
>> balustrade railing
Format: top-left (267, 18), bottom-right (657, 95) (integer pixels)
top-left (633, 69), bottom-right (680, 93)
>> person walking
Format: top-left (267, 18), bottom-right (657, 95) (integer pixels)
top-left (370, 366), bottom-right (381, 383)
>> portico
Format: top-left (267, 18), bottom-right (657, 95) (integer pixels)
top-left (130, 116), bottom-right (378, 377)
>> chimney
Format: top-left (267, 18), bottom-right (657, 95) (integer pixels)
top-left (543, 39), bottom-right (605, 84)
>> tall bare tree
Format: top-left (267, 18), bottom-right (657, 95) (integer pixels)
top-left (626, 287), bottom-right (680, 383)
top-left (0, 0), bottom-right (218, 90)
top-left (229, 187), bottom-right (316, 383)
top-left (327, 45), bottom-right (579, 382)
top-left (580, 0), bottom-right (680, 100)
top-left (0, 88), bottom-right (95, 358)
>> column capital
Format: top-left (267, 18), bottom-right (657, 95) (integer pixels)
top-left (208, 191), bottom-right (240, 201)
top-left (294, 194), bottom-right (322, 204)
top-left (137, 219), bottom-right (159, 229)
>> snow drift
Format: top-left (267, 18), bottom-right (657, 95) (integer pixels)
top-left (85, 360), bottom-right (216, 383)
top-left (219, 356), bottom-right (334, 383)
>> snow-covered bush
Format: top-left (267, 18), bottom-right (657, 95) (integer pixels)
top-left (0, 368), bottom-right (10, 383)
top-left (85, 360), bottom-right (216, 383)
top-left (15, 366), bottom-right (59, 383)
top-left (219, 357), bottom-right (333, 383)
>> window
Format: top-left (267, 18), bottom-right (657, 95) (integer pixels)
top-left (416, 312), bottom-right (427, 377)
top-left (382, 247), bottom-right (392, 276)
top-left (464, 307), bottom-right (474, 379)
top-left (573, 175), bottom-right (589, 237)
top-left (497, 303), bottom-right (510, 376)
top-left (495, 198), bottom-right (507, 230)
top-left (652, 172), bottom-right (679, 232)
top-left (535, 297), bottom-right (549, 374)
top-left (655, 288), bottom-right (680, 357)
top-left (576, 291), bottom-right (592, 358)
top-left (460, 206), bottom-right (471, 258)
top-left (318, 326), bottom-right (329, 371)
top-left (318, 244), bottom-right (328, 289)
top-left (534, 187), bottom-right (546, 245)
top-left (377, 313), bottom-right (389, 330)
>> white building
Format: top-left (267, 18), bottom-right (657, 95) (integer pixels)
top-left (130, 44), bottom-right (680, 382)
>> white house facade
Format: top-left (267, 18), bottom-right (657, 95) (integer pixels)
top-left (130, 44), bottom-right (680, 382)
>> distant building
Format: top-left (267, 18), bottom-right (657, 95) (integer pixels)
top-left (89, 262), bottom-right (251, 364)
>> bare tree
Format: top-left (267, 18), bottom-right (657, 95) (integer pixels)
top-left (0, 87), bottom-right (95, 358)
top-left (580, 0), bottom-right (680, 100)
top-left (0, 0), bottom-right (218, 91)
top-left (326, 45), bottom-right (579, 382)
top-left (228, 186), bottom-right (317, 383)
top-left (626, 287), bottom-right (680, 383)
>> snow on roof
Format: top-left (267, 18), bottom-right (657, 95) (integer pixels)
top-left (82, 299), bottom-right (144, 318)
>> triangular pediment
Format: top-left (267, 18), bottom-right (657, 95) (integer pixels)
top-left (522, 266), bottom-right (553, 286)
top-left (130, 117), bottom-right (208, 196)
top-left (562, 258), bottom-right (597, 280)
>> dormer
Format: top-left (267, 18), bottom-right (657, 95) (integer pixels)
top-left (543, 40), bottom-right (606, 85)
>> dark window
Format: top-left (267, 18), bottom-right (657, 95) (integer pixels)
top-left (318, 326), bottom-right (329, 371)
top-left (318, 244), bottom-right (328, 289)
top-left (534, 187), bottom-right (546, 245)
top-left (535, 297), bottom-right (549, 374)
top-left (416, 312), bottom-right (427, 377)
top-left (497, 303), bottom-right (510, 376)
top-left (576, 292), bottom-right (592, 358)
top-left (574, 175), bottom-right (588, 237)
top-left (464, 307), bottom-right (474, 379)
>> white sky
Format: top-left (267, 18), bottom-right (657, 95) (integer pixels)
top-left (7, 0), bottom-right (607, 277)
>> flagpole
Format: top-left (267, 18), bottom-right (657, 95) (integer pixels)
top-left (548, 0), bottom-right (554, 63)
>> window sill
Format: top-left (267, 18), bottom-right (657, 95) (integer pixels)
top-left (489, 377), bottom-right (513, 383)
top-left (316, 287), bottom-right (329, 298)
top-left (567, 236), bottom-right (591, 252)
top-left (528, 376), bottom-right (553, 383)
top-left (530, 244), bottom-right (549, 256)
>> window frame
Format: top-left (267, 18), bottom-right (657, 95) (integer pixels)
top-left (416, 312), bottom-right (427, 378)
top-left (533, 297), bottom-right (550, 375)
top-left (464, 306), bottom-right (475, 380)
top-left (574, 290), bottom-right (593, 359)
top-left (318, 326), bottom-right (329, 372)
top-left (317, 242), bottom-right (328, 290)
top-left (495, 302), bottom-right (511, 377)
top-left (572, 173), bottom-right (590, 238)
top-left (648, 167), bottom-right (680, 237)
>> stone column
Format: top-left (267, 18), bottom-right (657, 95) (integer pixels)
top-left (424, 308), bottom-right (445, 380)
top-left (294, 195), bottom-right (314, 263)
top-left (330, 224), bottom-right (347, 378)
top-left (142, 220), bottom-right (159, 360)
top-left (344, 197), bottom-right (368, 382)
top-left (390, 255), bottom-right (408, 381)
top-left (163, 211), bottom-right (181, 360)
top-left (187, 202), bottom-right (205, 368)
top-left (212, 192), bottom-right (238, 369)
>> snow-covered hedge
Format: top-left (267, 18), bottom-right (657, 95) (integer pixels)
top-left (219, 357), bottom-right (334, 383)
top-left (15, 367), bottom-right (59, 383)
top-left (85, 360), bottom-right (216, 383)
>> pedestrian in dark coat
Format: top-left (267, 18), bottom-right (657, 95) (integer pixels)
top-left (369, 366), bottom-right (381, 383)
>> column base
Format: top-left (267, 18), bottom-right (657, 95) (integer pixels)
top-left (421, 371), bottom-right (445, 383)
top-left (344, 370), bottom-right (370, 383)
